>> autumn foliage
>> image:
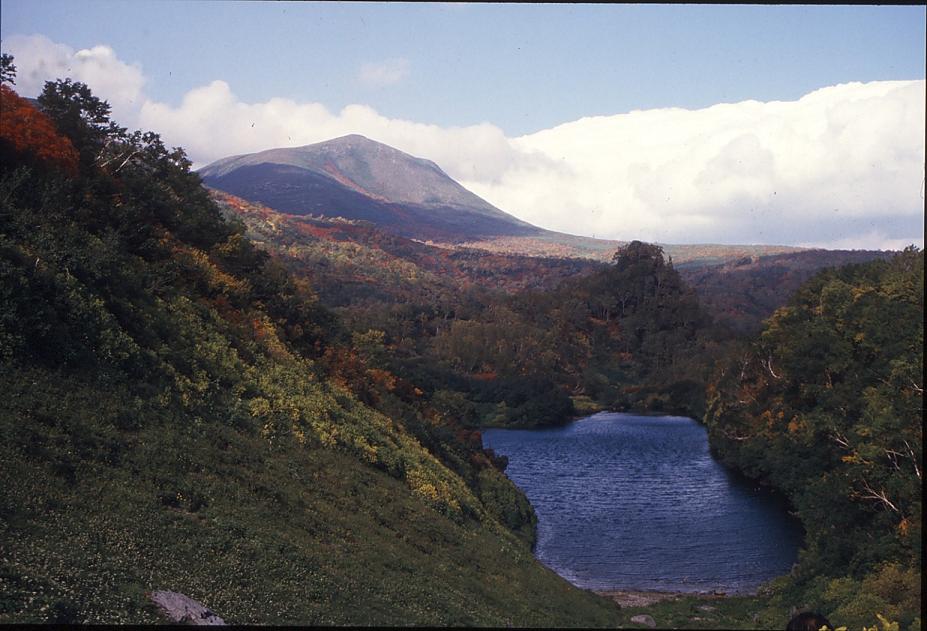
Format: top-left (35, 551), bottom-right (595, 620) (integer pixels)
top-left (0, 84), bottom-right (78, 175)
top-left (704, 249), bottom-right (923, 627)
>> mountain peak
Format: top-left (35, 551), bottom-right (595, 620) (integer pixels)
top-left (310, 134), bottom-right (381, 151)
top-left (198, 136), bottom-right (539, 241)
top-left (327, 133), bottom-right (374, 144)
top-left (299, 134), bottom-right (428, 163)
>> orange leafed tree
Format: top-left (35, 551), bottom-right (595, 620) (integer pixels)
top-left (0, 84), bottom-right (79, 175)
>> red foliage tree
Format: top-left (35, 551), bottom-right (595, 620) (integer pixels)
top-left (0, 84), bottom-right (79, 175)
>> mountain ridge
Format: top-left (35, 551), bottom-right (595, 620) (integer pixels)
top-left (200, 134), bottom-right (532, 222)
top-left (200, 135), bottom-right (816, 264)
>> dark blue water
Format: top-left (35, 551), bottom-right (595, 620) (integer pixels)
top-left (482, 412), bottom-right (802, 593)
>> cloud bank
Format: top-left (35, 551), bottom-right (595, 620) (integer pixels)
top-left (5, 34), bottom-right (924, 248)
top-left (478, 81), bottom-right (925, 246)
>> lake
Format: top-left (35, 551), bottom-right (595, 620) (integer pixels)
top-left (481, 412), bottom-right (802, 593)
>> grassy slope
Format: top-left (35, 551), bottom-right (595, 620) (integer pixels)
top-left (1, 371), bottom-right (619, 626)
top-left (0, 337), bottom-right (621, 627)
top-left (0, 88), bottom-right (621, 625)
top-left (449, 233), bottom-right (802, 265)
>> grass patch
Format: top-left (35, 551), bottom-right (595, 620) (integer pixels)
top-left (0, 372), bottom-right (622, 626)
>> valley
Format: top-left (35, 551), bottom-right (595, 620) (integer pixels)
top-left (0, 67), bottom-right (921, 630)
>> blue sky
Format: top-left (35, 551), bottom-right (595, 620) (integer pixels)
top-left (1, 2), bottom-right (924, 248)
top-left (3, 2), bottom-right (924, 135)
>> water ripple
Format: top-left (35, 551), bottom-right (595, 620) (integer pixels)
top-left (482, 413), bottom-right (802, 593)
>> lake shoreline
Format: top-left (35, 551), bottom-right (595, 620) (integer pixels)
top-left (594, 590), bottom-right (682, 608)
top-left (478, 408), bottom-right (690, 431)
top-left (594, 589), bottom-right (729, 608)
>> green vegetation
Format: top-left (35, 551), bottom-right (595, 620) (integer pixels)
top-left (608, 591), bottom-right (911, 630)
top-left (0, 73), bottom-right (621, 624)
top-left (704, 250), bottom-right (923, 629)
top-left (611, 592), bottom-right (789, 629)
top-left (220, 194), bottom-right (722, 426)
top-left (1, 369), bottom-right (619, 625)
top-left (679, 250), bottom-right (893, 334)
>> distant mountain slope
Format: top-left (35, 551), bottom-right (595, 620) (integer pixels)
top-left (210, 189), bottom-right (602, 306)
top-left (453, 233), bottom-right (806, 267)
top-left (199, 135), bottom-right (539, 242)
top-left (680, 249), bottom-right (895, 332)
top-left (201, 135), bottom-right (502, 214)
top-left (200, 135), bottom-right (807, 265)
top-left (213, 188), bottom-right (892, 336)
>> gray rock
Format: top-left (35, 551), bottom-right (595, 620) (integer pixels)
top-left (630, 613), bottom-right (657, 628)
top-left (149, 590), bottom-right (226, 625)
top-left (698, 604), bottom-right (717, 612)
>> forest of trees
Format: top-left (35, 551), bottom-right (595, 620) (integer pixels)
top-left (705, 250), bottom-right (923, 628)
top-left (679, 250), bottom-right (895, 333)
top-left (218, 192), bottom-right (725, 427)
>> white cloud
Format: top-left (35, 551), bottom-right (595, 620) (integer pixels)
top-left (136, 80), bottom-right (553, 185)
top-left (4, 34), bottom-right (146, 123)
top-left (4, 34), bottom-right (924, 249)
top-left (464, 80), bottom-right (925, 245)
top-left (358, 57), bottom-right (410, 87)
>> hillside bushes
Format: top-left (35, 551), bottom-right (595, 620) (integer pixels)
top-left (704, 249), bottom-right (923, 629)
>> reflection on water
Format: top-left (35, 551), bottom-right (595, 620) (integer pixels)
top-left (482, 412), bottom-right (802, 593)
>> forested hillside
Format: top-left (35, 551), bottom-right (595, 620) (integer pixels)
top-left (215, 191), bottom-right (722, 426)
top-left (211, 189), bottom-right (600, 301)
top-left (0, 75), bottom-right (622, 624)
top-left (679, 249), bottom-right (894, 333)
top-left (214, 190), bottom-right (892, 430)
top-left (704, 250), bottom-right (923, 628)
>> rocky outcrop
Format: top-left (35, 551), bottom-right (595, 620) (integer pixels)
top-left (149, 590), bottom-right (225, 625)
top-left (630, 613), bottom-right (656, 628)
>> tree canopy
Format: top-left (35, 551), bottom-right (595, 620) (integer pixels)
top-left (705, 248), bottom-right (923, 628)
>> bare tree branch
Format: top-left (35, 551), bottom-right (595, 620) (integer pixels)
top-left (903, 439), bottom-right (921, 480)
top-left (884, 449), bottom-right (902, 472)
top-left (112, 149), bottom-right (141, 174)
top-left (761, 354), bottom-right (781, 380)
top-left (722, 428), bottom-right (751, 442)
top-left (831, 427), bottom-right (851, 450)
top-left (857, 479), bottom-right (900, 513)
top-left (738, 354), bottom-right (750, 382)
